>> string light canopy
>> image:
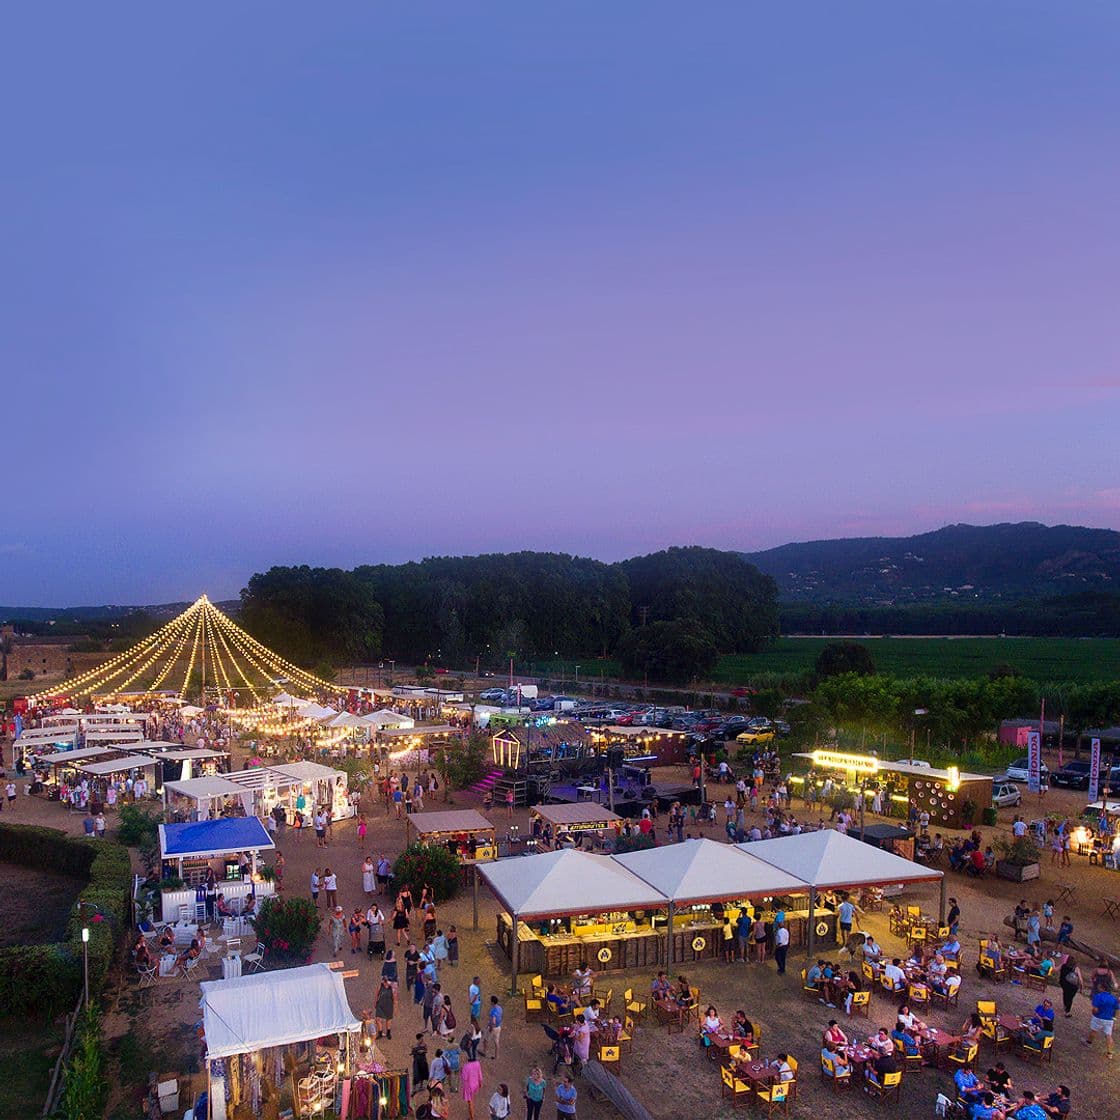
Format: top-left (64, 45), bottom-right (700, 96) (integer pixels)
top-left (28, 595), bottom-right (337, 707)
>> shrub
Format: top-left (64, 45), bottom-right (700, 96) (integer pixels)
top-left (614, 832), bottom-right (656, 854)
top-left (995, 835), bottom-right (1043, 867)
top-left (116, 803), bottom-right (161, 847)
top-left (253, 896), bottom-right (321, 963)
top-left (392, 843), bottom-right (462, 902)
top-left (60, 1002), bottom-right (106, 1120)
top-left (438, 734), bottom-right (488, 791)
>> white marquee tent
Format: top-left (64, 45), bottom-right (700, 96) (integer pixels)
top-left (199, 963), bottom-right (361, 1060)
top-left (363, 709), bottom-right (415, 729)
top-left (614, 837), bottom-right (808, 905)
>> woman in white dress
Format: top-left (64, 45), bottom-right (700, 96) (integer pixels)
top-left (362, 856), bottom-right (376, 895)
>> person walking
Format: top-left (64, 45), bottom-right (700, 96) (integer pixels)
top-left (461, 1055), bottom-right (484, 1120)
top-left (1083, 983), bottom-right (1117, 1059)
top-left (1060, 958), bottom-right (1083, 1019)
top-left (367, 902), bottom-right (386, 958)
top-left (329, 906), bottom-right (346, 957)
top-left (315, 809), bottom-right (328, 848)
top-left (374, 974), bottom-right (396, 1040)
top-left (554, 1073), bottom-right (577, 1120)
top-left (774, 920), bottom-right (789, 975)
top-left (469, 977), bottom-right (483, 1021)
top-left (357, 814), bottom-right (369, 846)
top-left (411, 1034), bottom-right (430, 1097)
top-left (524, 1068), bottom-right (546, 1120)
top-left (311, 867), bottom-right (321, 907)
top-left (324, 867), bottom-right (338, 909)
top-left (487, 995), bottom-right (503, 1059)
top-left (362, 856), bottom-right (376, 896)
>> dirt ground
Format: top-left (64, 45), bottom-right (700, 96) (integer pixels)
top-left (5, 747), bottom-right (1118, 1120)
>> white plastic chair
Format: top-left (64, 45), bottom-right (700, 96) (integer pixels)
top-left (243, 943), bottom-right (266, 973)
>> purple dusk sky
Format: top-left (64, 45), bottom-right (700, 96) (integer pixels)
top-left (3, 4), bottom-right (1119, 604)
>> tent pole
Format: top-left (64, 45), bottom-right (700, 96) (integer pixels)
top-left (666, 901), bottom-right (674, 966)
top-left (472, 867), bottom-right (479, 931)
top-left (806, 888), bottom-right (816, 959)
top-left (938, 876), bottom-right (947, 926)
top-left (509, 912), bottom-right (520, 996)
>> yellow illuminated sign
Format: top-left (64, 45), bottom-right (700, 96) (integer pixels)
top-left (946, 766), bottom-right (961, 792)
top-left (811, 750), bottom-right (880, 774)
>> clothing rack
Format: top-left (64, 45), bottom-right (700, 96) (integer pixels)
top-left (344, 1069), bottom-right (410, 1120)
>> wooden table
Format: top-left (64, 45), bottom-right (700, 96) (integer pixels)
top-left (734, 1059), bottom-right (777, 1095)
top-left (920, 1028), bottom-right (961, 1068)
top-left (703, 1031), bottom-right (735, 1062)
top-left (654, 999), bottom-right (689, 1033)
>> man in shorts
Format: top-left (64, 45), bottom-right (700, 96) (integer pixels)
top-left (1083, 985), bottom-right (1117, 1059)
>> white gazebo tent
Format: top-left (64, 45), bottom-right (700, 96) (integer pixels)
top-left (740, 829), bottom-right (946, 956)
top-left (478, 848), bottom-right (669, 991)
top-left (269, 761), bottom-right (353, 820)
top-left (362, 709), bottom-right (415, 730)
top-left (163, 775), bottom-right (246, 821)
top-left (614, 838), bottom-right (810, 964)
top-left (225, 766), bottom-right (301, 820)
top-left (199, 964), bottom-right (362, 1118)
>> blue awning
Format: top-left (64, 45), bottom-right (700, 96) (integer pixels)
top-left (159, 817), bottom-right (275, 860)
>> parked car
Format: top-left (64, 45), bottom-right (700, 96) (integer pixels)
top-left (1004, 757), bottom-right (1051, 783)
top-left (773, 719), bottom-right (791, 737)
top-left (730, 687), bottom-right (755, 698)
top-left (746, 717), bottom-right (773, 731)
top-left (736, 728), bottom-right (776, 744)
top-left (1052, 760), bottom-right (1092, 789)
top-left (479, 688), bottom-right (506, 702)
top-left (992, 782), bottom-right (1022, 808)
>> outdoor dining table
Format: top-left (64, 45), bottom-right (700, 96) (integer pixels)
top-left (654, 999), bottom-right (689, 1033)
top-left (703, 1031), bottom-right (735, 1061)
top-left (158, 953), bottom-right (179, 977)
top-left (846, 1044), bottom-right (876, 1074)
top-left (919, 1028), bottom-right (961, 1068)
top-left (734, 1059), bottom-right (777, 1095)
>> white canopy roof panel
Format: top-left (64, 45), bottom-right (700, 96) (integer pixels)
top-left (407, 809), bottom-right (495, 835)
top-left (362, 709), bottom-right (416, 729)
top-left (479, 849), bottom-right (668, 919)
top-left (200, 963), bottom-right (361, 1059)
top-left (614, 838), bottom-right (808, 904)
top-left (164, 776), bottom-right (244, 799)
top-left (75, 754), bottom-right (159, 776)
top-left (271, 762), bottom-right (345, 785)
top-left (740, 829), bottom-right (943, 890)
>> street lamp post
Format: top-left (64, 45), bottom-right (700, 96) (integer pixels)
top-left (81, 926), bottom-right (90, 1007)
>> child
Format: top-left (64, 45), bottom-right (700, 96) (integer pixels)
top-left (1056, 916), bottom-right (1074, 945)
top-left (1043, 899), bottom-right (1055, 931)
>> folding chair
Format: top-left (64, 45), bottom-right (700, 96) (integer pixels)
top-left (849, 990), bottom-right (871, 1019)
top-left (243, 943), bottom-right (266, 973)
top-left (756, 1081), bottom-right (789, 1116)
top-left (819, 1055), bottom-right (851, 1091)
top-left (720, 1064), bottom-right (751, 1107)
top-left (865, 1070), bottom-right (902, 1102)
top-left (1017, 1034), bottom-right (1054, 1064)
top-left (598, 1045), bottom-right (621, 1076)
top-left (624, 988), bottom-right (647, 1020)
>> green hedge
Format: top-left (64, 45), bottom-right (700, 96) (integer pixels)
top-left (0, 824), bottom-right (131, 1017)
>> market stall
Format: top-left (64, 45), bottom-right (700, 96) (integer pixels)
top-left (224, 767), bottom-right (302, 822)
top-left (158, 818), bottom-right (276, 921)
top-left (588, 725), bottom-right (690, 766)
top-left (406, 809), bottom-right (497, 861)
top-left (27, 746), bottom-right (115, 802)
top-left (615, 838), bottom-right (819, 964)
top-left (796, 749), bottom-right (993, 830)
top-left (73, 753), bottom-right (160, 804)
top-left (270, 761), bottom-right (355, 821)
top-left (480, 848), bottom-right (670, 987)
top-left (362, 709), bottom-right (415, 731)
top-left (198, 963), bottom-right (401, 1120)
top-left (741, 828), bottom-right (946, 956)
top-left (164, 776), bottom-right (248, 822)
top-left (530, 803), bottom-right (623, 850)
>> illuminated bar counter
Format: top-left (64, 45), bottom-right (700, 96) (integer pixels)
top-left (497, 900), bottom-right (837, 975)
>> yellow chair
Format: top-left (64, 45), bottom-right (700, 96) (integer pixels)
top-left (801, 969), bottom-right (820, 999)
top-left (598, 1044), bottom-right (621, 1075)
top-left (820, 1055), bottom-right (851, 1091)
top-left (849, 990), bottom-right (871, 1019)
top-left (865, 1069), bottom-right (902, 1102)
top-left (948, 1042), bottom-right (979, 1071)
top-left (720, 1064), bottom-right (751, 1107)
top-left (937, 926), bottom-right (951, 941)
top-left (785, 1054), bottom-right (799, 1100)
top-left (530, 974), bottom-right (545, 996)
top-left (618, 1015), bottom-right (634, 1053)
top-left (933, 979), bottom-right (961, 1009)
top-left (909, 926), bottom-right (928, 948)
top-left (1018, 1033), bottom-right (1054, 1064)
top-left (624, 988), bottom-right (647, 1020)
top-left (756, 1081), bottom-right (790, 1116)
top-left (976, 1000), bottom-right (997, 1020)
top-left (523, 994), bottom-right (544, 1022)
top-left (601, 988), bottom-right (614, 1012)
top-left (908, 982), bottom-right (931, 1008)
top-left (572, 1006), bottom-right (586, 1020)
top-left (547, 1000), bottom-right (571, 1024)
top-left (980, 1018), bottom-right (1009, 1050)
top-left (906, 905), bottom-right (921, 920)
top-left (862, 961), bottom-right (876, 984)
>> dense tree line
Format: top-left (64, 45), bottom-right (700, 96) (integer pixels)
top-left (238, 548), bottom-right (778, 679)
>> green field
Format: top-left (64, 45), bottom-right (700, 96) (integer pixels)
top-left (712, 636), bottom-right (1120, 685)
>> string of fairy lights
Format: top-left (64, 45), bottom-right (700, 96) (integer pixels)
top-left (27, 595), bottom-right (338, 707)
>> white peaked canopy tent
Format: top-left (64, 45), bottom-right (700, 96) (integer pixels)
top-left (614, 838), bottom-right (811, 966)
top-left (325, 712), bottom-right (368, 730)
top-left (740, 829), bottom-right (946, 956)
top-left (479, 849), bottom-right (669, 992)
top-left (363, 709), bottom-right (415, 729)
top-left (272, 693), bottom-right (301, 706)
top-left (614, 838), bottom-right (808, 904)
top-left (200, 963), bottom-right (361, 1059)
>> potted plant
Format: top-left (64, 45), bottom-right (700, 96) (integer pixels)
top-left (994, 835), bottom-right (1043, 882)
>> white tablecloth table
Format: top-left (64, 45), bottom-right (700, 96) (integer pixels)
top-left (222, 954), bottom-right (242, 980)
